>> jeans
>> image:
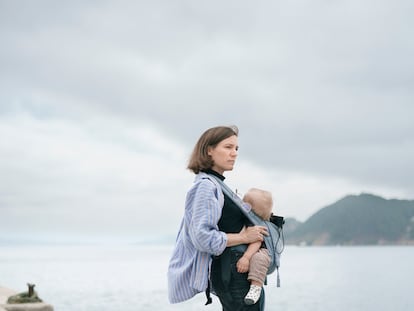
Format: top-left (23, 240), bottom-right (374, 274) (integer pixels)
top-left (211, 248), bottom-right (265, 311)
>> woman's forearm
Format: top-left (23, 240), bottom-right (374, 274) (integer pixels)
top-left (226, 232), bottom-right (248, 247)
top-left (226, 225), bottom-right (267, 247)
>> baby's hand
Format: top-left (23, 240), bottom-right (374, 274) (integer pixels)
top-left (236, 256), bottom-right (250, 273)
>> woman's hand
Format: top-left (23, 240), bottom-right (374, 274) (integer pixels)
top-left (225, 225), bottom-right (268, 247)
top-left (240, 225), bottom-right (268, 244)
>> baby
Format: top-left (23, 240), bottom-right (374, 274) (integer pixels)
top-left (237, 188), bottom-right (273, 305)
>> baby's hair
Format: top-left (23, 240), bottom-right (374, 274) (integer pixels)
top-left (243, 188), bottom-right (273, 221)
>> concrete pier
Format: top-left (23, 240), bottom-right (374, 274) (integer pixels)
top-left (0, 286), bottom-right (53, 311)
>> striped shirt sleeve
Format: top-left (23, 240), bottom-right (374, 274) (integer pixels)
top-left (188, 178), bottom-right (227, 256)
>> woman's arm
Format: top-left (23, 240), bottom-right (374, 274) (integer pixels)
top-left (226, 225), bottom-right (268, 247)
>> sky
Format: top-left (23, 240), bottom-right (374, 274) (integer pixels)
top-left (1, 0), bottom-right (413, 243)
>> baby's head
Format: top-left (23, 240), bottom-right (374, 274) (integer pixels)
top-left (243, 188), bottom-right (273, 221)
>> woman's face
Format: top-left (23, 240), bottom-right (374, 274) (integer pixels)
top-left (208, 135), bottom-right (238, 175)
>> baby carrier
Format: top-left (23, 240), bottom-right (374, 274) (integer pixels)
top-left (210, 175), bottom-right (285, 287)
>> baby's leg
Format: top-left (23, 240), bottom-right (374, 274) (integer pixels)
top-left (244, 248), bottom-right (271, 305)
top-left (248, 248), bottom-right (270, 287)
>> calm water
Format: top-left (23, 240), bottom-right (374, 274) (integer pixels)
top-left (0, 244), bottom-right (413, 311)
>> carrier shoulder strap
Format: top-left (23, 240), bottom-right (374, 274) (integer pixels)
top-left (207, 174), bottom-right (257, 223)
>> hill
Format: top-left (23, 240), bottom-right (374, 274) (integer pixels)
top-left (285, 193), bottom-right (414, 245)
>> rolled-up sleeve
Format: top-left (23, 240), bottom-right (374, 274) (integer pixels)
top-left (188, 179), bottom-right (227, 256)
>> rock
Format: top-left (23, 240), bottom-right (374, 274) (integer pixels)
top-left (0, 285), bottom-right (53, 311)
top-left (7, 284), bottom-right (42, 304)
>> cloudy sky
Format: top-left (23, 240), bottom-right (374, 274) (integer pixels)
top-left (1, 0), bottom-right (413, 243)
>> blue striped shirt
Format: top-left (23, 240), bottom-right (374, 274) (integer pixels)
top-left (167, 172), bottom-right (227, 303)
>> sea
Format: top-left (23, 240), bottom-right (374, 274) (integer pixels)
top-left (0, 244), bottom-right (413, 311)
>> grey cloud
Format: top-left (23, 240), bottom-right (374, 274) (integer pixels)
top-left (1, 0), bottom-right (414, 238)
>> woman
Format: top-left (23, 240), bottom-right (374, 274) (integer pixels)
top-left (168, 125), bottom-right (268, 310)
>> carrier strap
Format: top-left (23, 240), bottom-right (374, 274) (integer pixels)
top-left (277, 267), bottom-right (280, 287)
top-left (205, 280), bottom-right (212, 305)
top-left (207, 175), bottom-right (252, 220)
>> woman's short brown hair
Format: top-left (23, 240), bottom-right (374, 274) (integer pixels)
top-left (187, 125), bottom-right (239, 174)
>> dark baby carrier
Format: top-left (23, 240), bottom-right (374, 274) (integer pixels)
top-left (210, 175), bottom-right (285, 285)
